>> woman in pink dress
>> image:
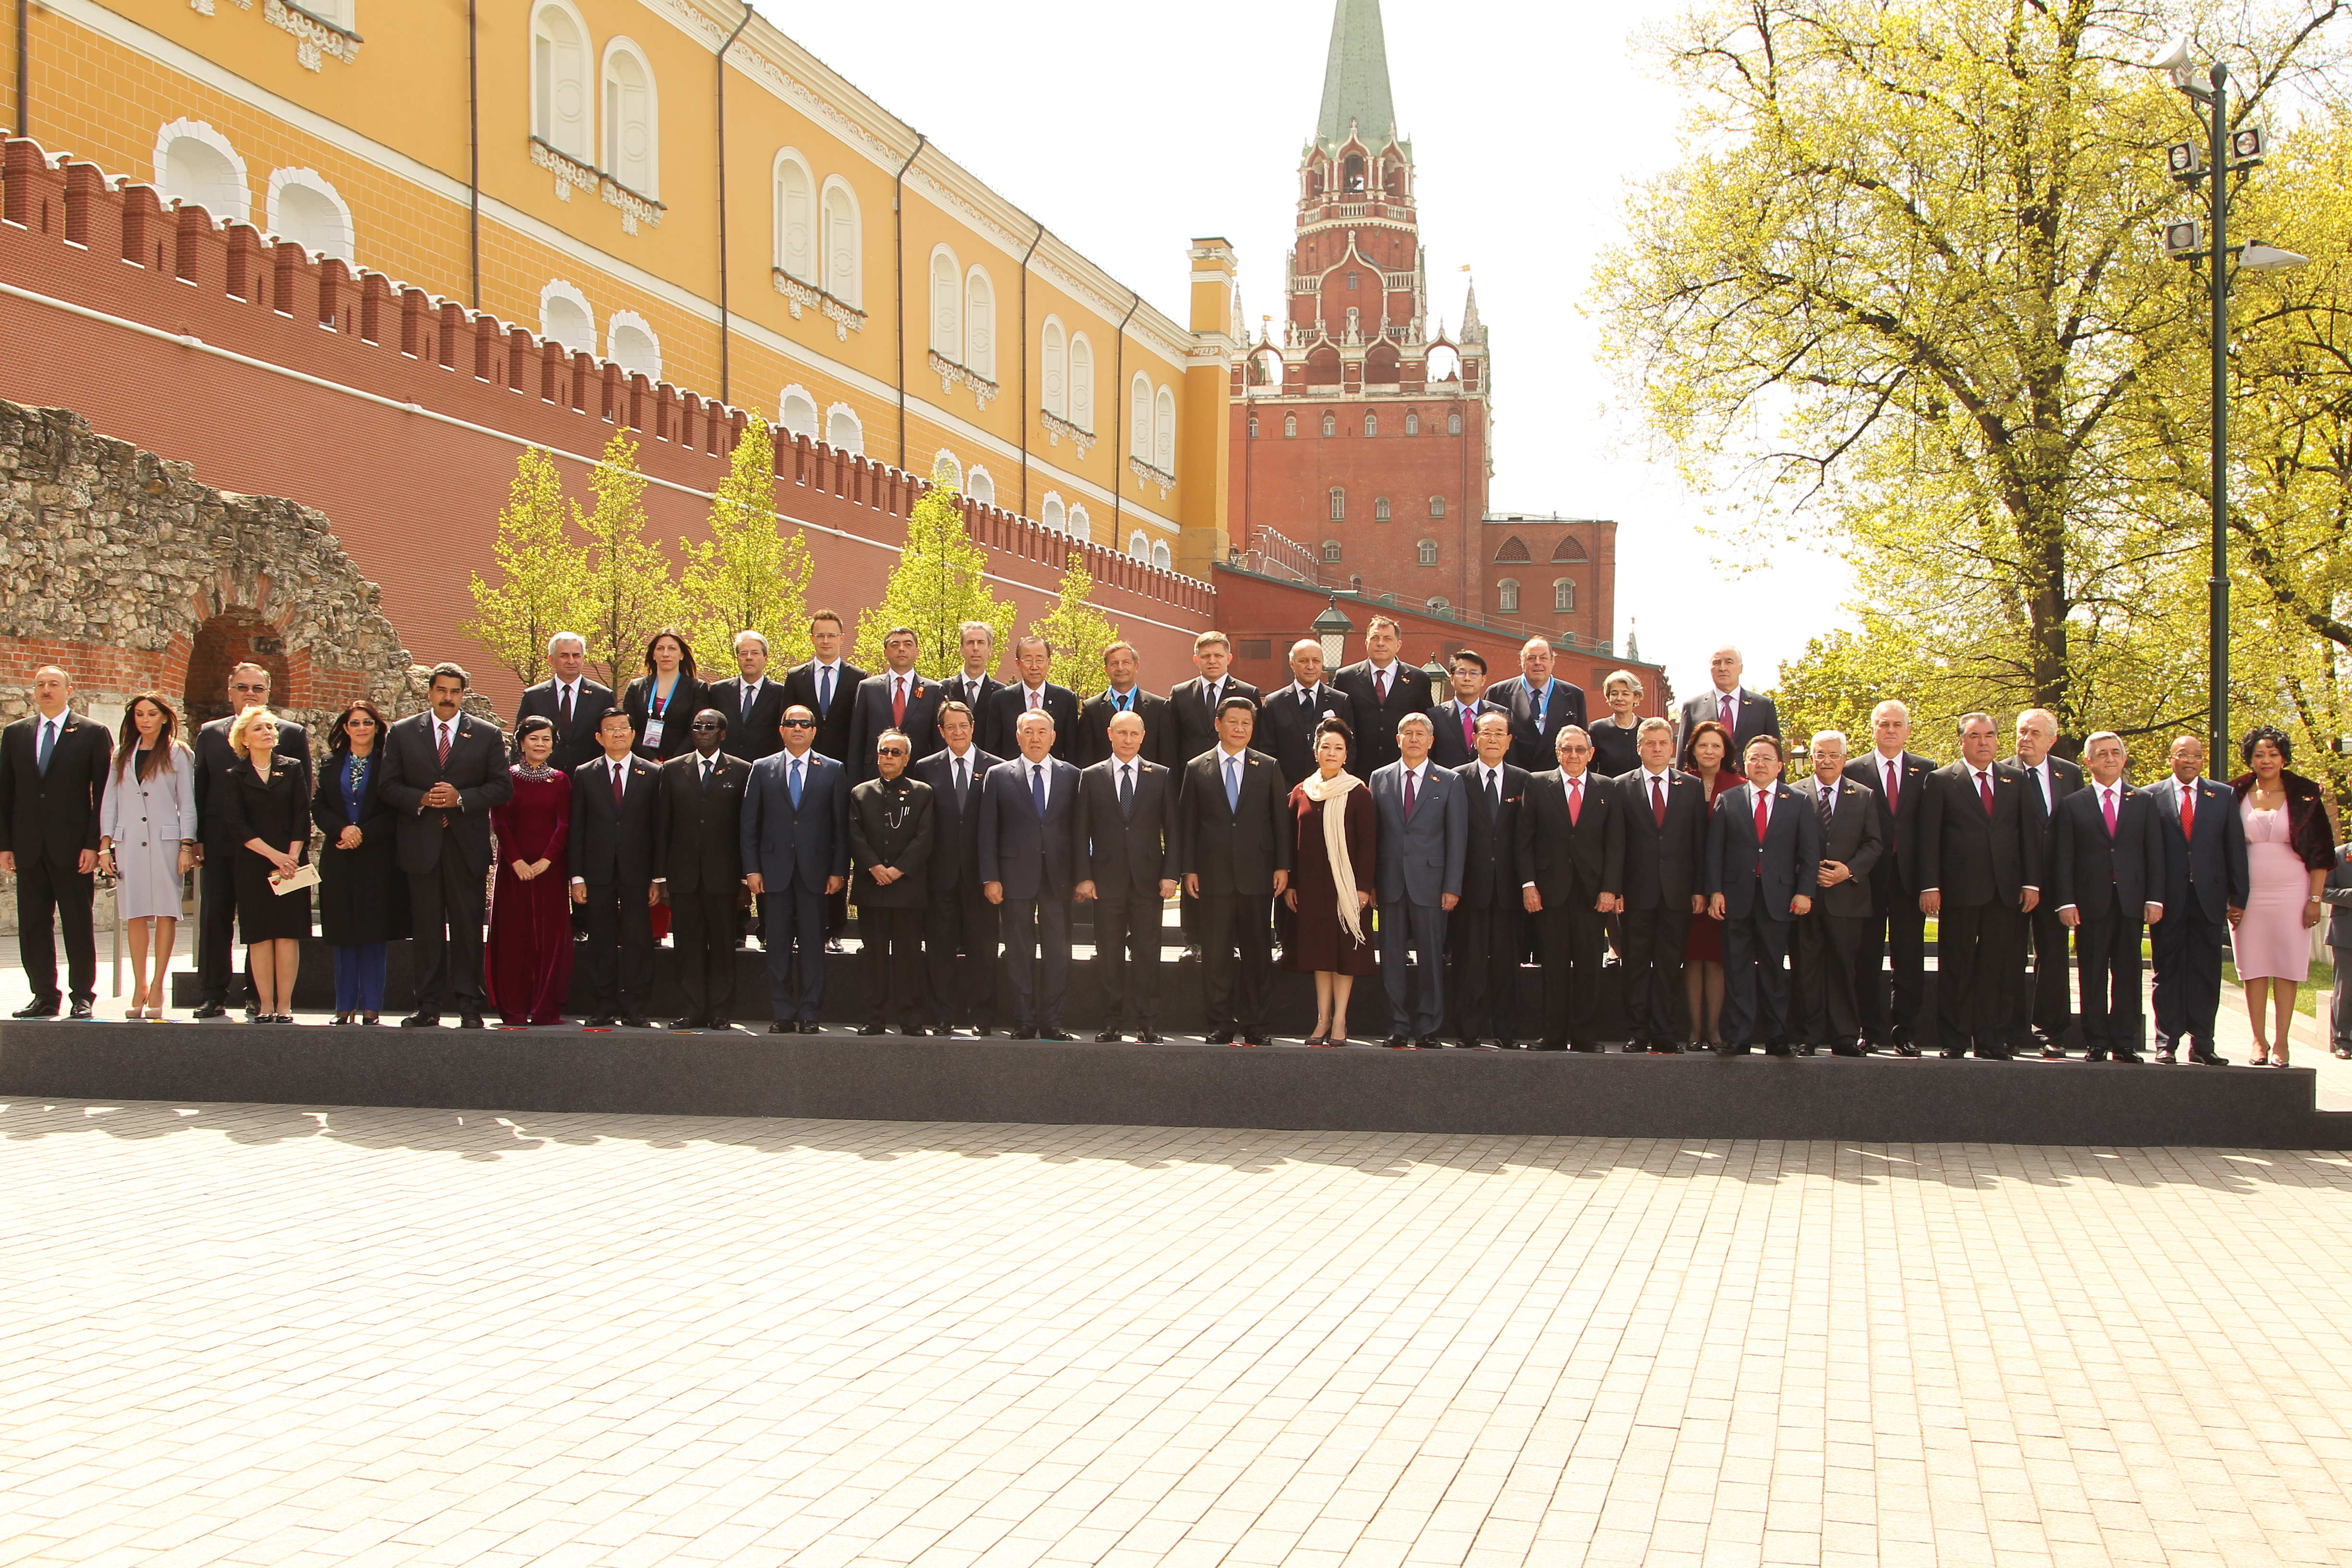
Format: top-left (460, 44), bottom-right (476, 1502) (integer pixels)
top-left (2229, 726), bottom-right (2336, 1066)
top-left (485, 715), bottom-right (576, 1025)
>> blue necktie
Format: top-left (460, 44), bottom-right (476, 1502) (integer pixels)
top-left (819, 666), bottom-right (833, 715)
top-left (789, 757), bottom-right (803, 809)
top-left (36, 719), bottom-right (55, 776)
top-left (1031, 763), bottom-right (1047, 819)
top-left (1225, 756), bottom-right (1240, 811)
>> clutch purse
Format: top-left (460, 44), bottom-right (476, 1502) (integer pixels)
top-left (270, 863), bottom-right (320, 895)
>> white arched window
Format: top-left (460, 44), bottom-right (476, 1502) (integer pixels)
top-left (1418, 539), bottom-right (1438, 566)
top-left (539, 280), bottom-right (594, 352)
top-left (825, 403), bottom-right (864, 454)
top-left (1069, 333), bottom-right (1095, 431)
top-left (1497, 579), bottom-right (1520, 614)
top-left (1554, 578), bottom-right (1576, 612)
top-left (1364, 412), bottom-right (1378, 437)
top-left (266, 168), bottom-right (353, 262)
top-left (1130, 373), bottom-right (1152, 460)
top-left (1154, 385), bottom-right (1176, 472)
top-left (530, 3), bottom-right (591, 161)
top-left (1406, 411), bottom-right (1420, 435)
top-left (154, 119), bottom-right (249, 225)
top-left (1041, 318), bottom-right (1067, 416)
top-left (930, 245), bottom-right (960, 359)
top-left (1448, 411), bottom-right (1463, 435)
top-left (821, 178), bottom-right (860, 307)
top-left (1329, 487), bottom-right (1346, 522)
top-left (1321, 412), bottom-right (1337, 437)
top-left (600, 40), bottom-right (658, 196)
top-left (1067, 503), bottom-right (1092, 543)
top-left (1374, 496), bottom-right (1391, 521)
top-left (967, 466), bottom-right (995, 506)
top-left (1427, 596), bottom-right (1450, 612)
top-left (1152, 540), bottom-right (1171, 571)
top-left (1284, 413), bottom-right (1297, 437)
top-left (1041, 493), bottom-right (1067, 532)
top-left (1322, 539), bottom-right (1343, 563)
top-left (778, 385), bottom-right (819, 440)
top-left (965, 270), bottom-right (994, 380)
top-left (607, 312), bottom-right (661, 381)
top-left (1429, 495), bottom-right (1446, 518)
top-left (932, 449), bottom-right (963, 489)
top-left (1129, 529), bottom-right (1150, 560)
top-left (773, 150), bottom-right (814, 281)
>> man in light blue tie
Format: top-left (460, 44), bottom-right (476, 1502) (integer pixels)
top-left (977, 711), bottom-right (1085, 1039)
top-left (1489, 637), bottom-right (1590, 773)
top-left (1, 666), bottom-right (113, 1018)
top-left (741, 703), bottom-right (848, 1032)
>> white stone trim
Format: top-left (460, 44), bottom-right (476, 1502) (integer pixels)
top-left (538, 279), bottom-right (596, 352)
top-left (606, 309), bottom-right (663, 381)
top-left (151, 117), bottom-right (251, 225)
top-left (598, 35), bottom-right (661, 200)
top-left (777, 383), bottom-right (820, 440)
top-left (263, 166), bottom-right (355, 261)
top-left (823, 402), bottom-right (864, 455)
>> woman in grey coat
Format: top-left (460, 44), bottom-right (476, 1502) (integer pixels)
top-left (97, 692), bottom-right (197, 1019)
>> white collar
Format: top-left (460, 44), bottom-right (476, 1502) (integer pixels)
top-left (1642, 765), bottom-right (1671, 782)
top-left (1292, 681), bottom-right (1322, 698)
top-left (946, 744), bottom-right (973, 760)
top-left (740, 675), bottom-right (761, 690)
top-left (1117, 757), bottom-right (1137, 772)
top-left (1714, 686), bottom-right (1742, 703)
top-left (1370, 659), bottom-right (1397, 675)
top-left (1564, 769), bottom-right (1590, 786)
top-left (1218, 745), bottom-right (1248, 762)
top-left (1401, 760), bottom-right (1426, 780)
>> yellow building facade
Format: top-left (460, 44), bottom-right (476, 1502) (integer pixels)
top-left (5, 0), bottom-right (1236, 576)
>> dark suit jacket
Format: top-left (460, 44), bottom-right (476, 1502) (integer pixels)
top-left (1454, 760), bottom-right (1531, 909)
top-left (621, 674), bottom-right (707, 763)
top-left (1173, 746), bottom-right (1292, 897)
top-left (2144, 775), bottom-right (2249, 923)
top-left (846, 671), bottom-right (948, 783)
top-left (1487, 676), bottom-right (1589, 772)
top-left (1076, 756), bottom-right (1179, 898)
top-left (654, 750), bottom-right (749, 895)
top-left (1075, 689), bottom-right (1175, 770)
top-left (1790, 774), bottom-right (1883, 918)
top-left (982, 682), bottom-right (1080, 762)
top-left (1516, 768), bottom-right (1624, 908)
top-left (1257, 683), bottom-right (1357, 789)
top-left (2013, 753), bottom-right (2086, 866)
top-left (0, 711), bottom-right (112, 868)
top-left (568, 753), bottom-right (662, 886)
top-left (1706, 780), bottom-right (1824, 921)
top-left (976, 756), bottom-right (1085, 898)
top-left (935, 672), bottom-right (1004, 732)
top-left (193, 713), bottom-right (309, 852)
top-left (910, 745), bottom-right (1001, 894)
top-left (1676, 688), bottom-right (1780, 760)
top-left (848, 774), bottom-right (935, 907)
top-left (2053, 782), bottom-right (2166, 919)
top-left (776, 660), bottom-right (865, 766)
top-left (378, 711), bottom-right (513, 875)
top-left (1429, 699), bottom-right (1507, 771)
top-left (1915, 760), bottom-right (2041, 907)
top-left (739, 748), bottom-right (850, 894)
top-left (1842, 748), bottom-right (1936, 900)
top-left (1334, 660), bottom-right (1438, 775)
top-left (1167, 677), bottom-right (1261, 766)
top-left (513, 677), bottom-right (617, 774)
top-left (705, 677), bottom-right (787, 761)
top-left (214, 754), bottom-right (312, 863)
top-left (1614, 765), bottom-right (1709, 910)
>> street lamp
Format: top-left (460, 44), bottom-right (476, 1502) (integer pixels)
top-left (1313, 595), bottom-right (1355, 668)
top-left (2148, 36), bottom-right (2309, 777)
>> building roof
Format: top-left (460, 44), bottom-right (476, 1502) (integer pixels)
top-left (1316, 0), bottom-right (1402, 152)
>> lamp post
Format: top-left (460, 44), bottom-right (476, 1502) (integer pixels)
top-left (2149, 38), bottom-right (2309, 777)
top-left (1313, 595), bottom-right (1355, 670)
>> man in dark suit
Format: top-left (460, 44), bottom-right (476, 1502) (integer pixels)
top-left (1916, 712), bottom-right (2043, 1059)
top-left (1430, 649), bottom-right (1507, 772)
top-left (1674, 644), bottom-right (1779, 760)
top-left (1487, 637), bottom-right (1588, 773)
top-left (1370, 715), bottom-right (1468, 1048)
top-left (2144, 734), bottom-right (2247, 1065)
top-left (1335, 616), bottom-right (1437, 777)
top-left (191, 661), bottom-right (310, 1018)
top-left (1167, 631), bottom-right (1261, 768)
top-left (379, 662), bottom-right (514, 1028)
top-left (1174, 697), bottom-right (1293, 1044)
top-left (1515, 725), bottom-right (1623, 1050)
top-left (937, 619), bottom-right (1004, 720)
top-left (846, 626), bottom-right (946, 784)
top-left (1259, 639), bottom-right (1357, 790)
top-left (654, 709), bottom-right (749, 1029)
top-left (741, 703), bottom-right (849, 1031)
top-left (2054, 731), bottom-right (2167, 1062)
top-left (1077, 709), bottom-right (1179, 1041)
top-left (912, 700), bottom-right (1002, 1035)
top-left (1075, 641), bottom-right (1175, 769)
top-left (1789, 731), bottom-right (1882, 1054)
top-left (981, 636), bottom-right (1079, 762)
top-left (777, 610), bottom-right (864, 946)
top-left (2012, 707), bottom-right (2086, 1056)
top-left (1615, 717), bottom-right (1710, 1051)
top-left (1707, 734), bottom-right (1823, 1054)
top-left (1843, 698), bottom-right (1936, 1055)
top-left (0, 666), bottom-right (112, 1018)
top-left (848, 727), bottom-right (935, 1036)
top-left (705, 630), bottom-right (787, 763)
top-left (512, 631), bottom-right (615, 773)
top-left (978, 710), bottom-right (1086, 1038)
top-left (568, 710), bottom-right (663, 1028)
top-left (1449, 711), bottom-right (1530, 1048)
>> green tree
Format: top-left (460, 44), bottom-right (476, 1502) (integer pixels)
top-left (572, 428), bottom-right (676, 689)
top-left (855, 466), bottom-right (1013, 677)
top-left (463, 445), bottom-right (583, 687)
top-left (675, 413), bottom-right (816, 671)
top-left (1029, 551), bottom-right (1120, 694)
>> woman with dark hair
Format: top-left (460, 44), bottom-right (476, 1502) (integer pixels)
top-left (2230, 724), bottom-right (2337, 1066)
top-left (485, 713), bottom-right (575, 1025)
top-left (1679, 718), bottom-right (1739, 1045)
top-left (216, 706), bottom-right (310, 1022)
top-left (97, 691), bottom-right (195, 1018)
top-left (1283, 715), bottom-right (1377, 1045)
top-left (623, 626), bottom-right (704, 763)
top-left (311, 698), bottom-right (407, 1024)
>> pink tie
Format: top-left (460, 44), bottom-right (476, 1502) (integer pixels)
top-left (1462, 706), bottom-right (1475, 750)
top-left (1029, 688), bottom-right (1040, 711)
top-left (2103, 788), bottom-right (2118, 837)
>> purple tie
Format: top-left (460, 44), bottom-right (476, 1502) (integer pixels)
top-left (1462, 706), bottom-right (1475, 750)
top-left (1404, 770), bottom-right (1417, 822)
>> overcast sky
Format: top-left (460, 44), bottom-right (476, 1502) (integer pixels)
top-left (779, 0), bottom-right (1855, 694)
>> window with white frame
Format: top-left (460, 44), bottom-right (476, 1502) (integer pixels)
top-left (1427, 596), bottom-right (1449, 612)
top-left (1067, 503), bottom-right (1091, 542)
top-left (932, 449), bottom-right (963, 490)
top-left (930, 246), bottom-right (960, 359)
top-left (266, 168), bottom-right (353, 261)
top-left (1322, 539), bottom-right (1343, 564)
top-left (967, 466), bottom-right (995, 506)
top-left (778, 386), bottom-right (819, 441)
top-left (539, 280), bottom-right (594, 352)
top-left (1363, 412), bottom-right (1377, 437)
top-left (1248, 414), bottom-right (1259, 439)
top-left (1428, 495), bottom-right (1446, 518)
top-left (1405, 411), bottom-right (1420, 435)
top-left (821, 178), bottom-right (860, 307)
top-left (965, 270), bottom-right (994, 380)
top-left (1152, 540), bottom-right (1171, 571)
top-left (1554, 577), bottom-right (1576, 612)
top-left (1284, 413), bottom-right (1298, 437)
top-left (1321, 412), bottom-right (1336, 437)
top-left (1130, 374), bottom-right (1152, 460)
top-left (1041, 492), bottom-right (1066, 532)
top-left (1496, 578), bottom-right (1519, 613)
top-left (1069, 333), bottom-right (1095, 431)
top-left (1154, 385), bottom-right (1175, 472)
top-left (1129, 530), bottom-right (1150, 560)
top-left (825, 404), bottom-right (864, 454)
top-left (772, 150), bottom-right (815, 281)
top-left (1448, 411), bottom-right (1462, 435)
top-left (154, 120), bottom-right (249, 225)
top-left (1040, 318), bottom-right (1066, 416)
top-left (530, 4), bottom-right (591, 161)
top-left (1374, 496), bottom-right (1391, 522)
top-left (607, 312), bottom-right (661, 381)
top-left (1329, 487), bottom-right (1345, 522)
top-left (1418, 539), bottom-right (1438, 566)
top-left (600, 40), bottom-right (657, 196)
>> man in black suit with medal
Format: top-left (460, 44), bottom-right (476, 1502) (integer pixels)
top-left (1449, 710), bottom-right (1529, 1048)
top-left (1077, 709), bottom-right (1179, 1041)
top-left (655, 709), bottom-right (750, 1030)
top-left (706, 630), bottom-right (787, 763)
top-left (1334, 615), bottom-right (1435, 777)
top-left (1174, 697), bottom-right (1293, 1045)
top-left (512, 631), bottom-right (614, 774)
top-left (569, 709), bottom-right (663, 1028)
top-left (846, 626), bottom-right (946, 783)
top-left (1916, 712), bottom-right (2042, 1058)
top-left (1843, 698), bottom-right (1938, 1055)
top-left (380, 662), bottom-right (514, 1028)
top-left (2053, 731), bottom-right (2166, 1061)
top-left (912, 699), bottom-right (1003, 1035)
top-left (1430, 649), bottom-right (1507, 772)
top-left (982, 636), bottom-right (1079, 763)
top-left (1259, 639), bottom-right (1356, 790)
top-left (2012, 706), bottom-right (2086, 1056)
top-left (1075, 641), bottom-right (1175, 769)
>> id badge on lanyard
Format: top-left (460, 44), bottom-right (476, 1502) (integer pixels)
top-left (644, 683), bottom-right (671, 749)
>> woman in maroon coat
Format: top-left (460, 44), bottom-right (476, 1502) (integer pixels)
top-left (1679, 719), bottom-right (1739, 1046)
top-left (484, 715), bottom-right (575, 1025)
top-left (1283, 717), bottom-right (1377, 1046)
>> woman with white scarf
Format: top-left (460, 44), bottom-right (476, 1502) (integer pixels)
top-left (1283, 716), bottom-right (1377, 1045)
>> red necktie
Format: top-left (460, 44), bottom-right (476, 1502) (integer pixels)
top-left (1568, 775), bottom-right (1582, 825)
top-left (2181, 787), bottom-right (2195, 839)
top-left (893, 676), bottom-right (907, 727)
top-left (612, 761), bottom-right (624, 808)
top-left (1977, 770), bottom-right (1994, 815)
top-left (2103, 787), bottom-right (2118, 837)
top-left (1651, 774), bottom-right (1666, 826)
top-left (1753, 786), bottom-right (1769, 871)
top-left (436, 723), bottom-right (451, 768)
top-left (1885, 759), bottom-right (1899, 813)
top-left (1377, 668), bottom-right (1389, 704)
top-left (1721, 692), bottom-right (1734, 728)
top-left (1404, 770), bottom-right (1417, 822)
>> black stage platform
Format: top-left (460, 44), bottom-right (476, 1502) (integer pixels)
top-left (1, 1019), bottom-right (2335, 1149)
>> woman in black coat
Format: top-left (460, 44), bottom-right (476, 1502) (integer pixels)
top-left (621, 626), bottom-right (706, 762)
top-left (216, 706), bottom-right (312, 1022)
top-left (310, 698), bottom-right (410, 1024)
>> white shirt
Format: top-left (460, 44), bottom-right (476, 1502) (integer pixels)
top-left (1021, 682), bottom-right (1048, 709)
top-left (1398, 760), bottom-right (1428, 794)
top-left (1116, 760), bottom-right (1138, 794)
top-left (735, 676), bottom-right (762, 702)
top-left (2020, 756), bottom-right (2054, 811)
top-left (1369, 659), bottom-right (1399, 699)
top-left (436, 719), bottom-right (456, 754)
top-left (554, 679), bottom-right (582, 710)
top-left (1478, 762), bottom-right (1506, 797)
top-left (1814, 778), bottom-right (1837, 820)
top-left (1750, 782), bottom-right (1773, 830)
top-left (1288, 681), bottom-right (1326, 705)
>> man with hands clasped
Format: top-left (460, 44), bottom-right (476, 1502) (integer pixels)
top-left (1705, 734), bottom-right (1821, 1055)
top-left (2052, 731), bottom-right (2165, 1062)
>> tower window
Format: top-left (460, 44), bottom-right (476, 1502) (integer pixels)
top-left (1427, 596), bottom-right (1450, 612)
top-left (1374, 496), bottom-right (1391, 521)
top-left (1363, 413), bottom-right (1377, 437)
top-left (1349, 574), bottom-right (1363, 592)
top-left (1405, 412), bottom-right (1420, 435)
top-left (1248, 414), bottom-right (1259, 439)
top-left (1418, 539), bottom-right (1438, 566)
top-left (1428, 495), bottom-right (1446, 519)
top-left (1321, 413), bottom-right (1337, 437)
top-left (1329, 487), bottom-right (1346, 522)
top-left (1448, 412), bottom-right (1463, 435)
top-left (1554, 578), bottom-right (1576, 612)
top-left (1497, 579), bottom-right (1520, 614)
top-left (1285, 413), bottom-right (1298, 437)
top-left (1348, 272), bottom-right (1359, 290)
top-left (1323, 539), bottom-right (1343, 564)
top-left (1344, 155), bottom-right (1365, 192)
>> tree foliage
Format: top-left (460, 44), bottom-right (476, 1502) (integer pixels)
top-left (675, 413), bottom-right (816, 672)
top-left (855, 466), bottom-right (1014, 678)
top-left (463, 445), bottom-right (584, 687)
top-left (572, 429), bottom-right (676, 689)
top-left (1030, 551), bottom-right (1121, 695)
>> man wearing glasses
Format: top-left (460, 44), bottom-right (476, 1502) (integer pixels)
top-left (191, 662), bottom-right (310, 1019)
top-left (847, 728), bottom-right (936, 1035)
top-left (741, 703), bottom-right (848, 1032)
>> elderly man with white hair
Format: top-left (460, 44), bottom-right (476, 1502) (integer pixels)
top-left (1675, 644), bottom-right (1779, 761)
top-left (1841, 698), bottom-right (1936, 1055)
top-left (512, 629), bottom-right (615, 774)
top-left (2011, 706), bottom-right (2085, 1056)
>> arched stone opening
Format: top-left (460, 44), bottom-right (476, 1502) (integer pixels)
top-left (184, 611), bottom-right (292, 727)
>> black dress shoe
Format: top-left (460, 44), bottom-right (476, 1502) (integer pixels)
top-left (2040, 1042), bottom-right (2067, 1060)
top-left (1383, 1034), bottom-right (1410, 1048)
top-left (2189, 1050), bottom-right (2227, 1065)
top-left (361, 1013), bottom-right (381, 1026)
top-left (797, 1020), bottom-right (822, 1034)
top-left (459, 1013), bottom-right (485, 1029)
top-left (620, 1017), bottom-right (653, 1029)
top-left (401, 1010), bottom-right (441, 1028)
top-left (1830, 1044), bottom-right (1865, 1057)
top-left (583, 1016), bottom-right (617, 1029)
top-left (1206, 1029), bottom-right (1236, 1045)
top-left (1651, 1042), bottom-right (1682, 1055)
top-left (2113, 1051), bottom-right (2145, 1063)
top-left (857, 1023), bottom-right (887, 1035)
top-left (1242, 1033), bottom-right (1268, 1046)
top-left (1137, 1031), bottom-right (1163, 1044)
top-left (2083, 1049), bottom-right (2109, 1062)
top-left (970, 1025), bottom-right (996, 1038)
top-left (1941, 1047), bottom-right (1967, 1058)
top-left (1415, 1036), bottom-right (1442, 1051)
top-left (1095, 1029), bottom-right (1124, 1043)
top-left (1715, 1043), bottom-right (1746, 1055)
top-left (190, 1000), bottom-right (226, 1020)
top-left (66, 1000), bottom-right (94, 1019)
top-left (9, 998), bottom-right (56, 1020)
top-left (1569, 1041), bottom-right (1603, 1054)
top-left (901, 1025), bottom-right (928, 1037)
top-left (1482, 1039), bottom-right (1508, 1051)
top-left (1765, 1043), bottom-right (1793, 1057)
top-left (707, 1019), bottom-right (731, 1031)
top-left (1039, 1029), bottom-right (1075, 1041)
top-left (770, 1021), bottom-right (794, 1033)
top-left (1891, 1041), bottom-right (1920, 1057)
top-left (672, 1017), bottom-right (706, 1031)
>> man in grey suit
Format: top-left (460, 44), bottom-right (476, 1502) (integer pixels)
top-left (1370, 713), bottom-right (1468, 1048)
top-left (740, 703), bottom-right (849, 1032)
top-left (1076, 710), bottom-right (1179, 1041)
top-left (1674, 644), bottom-right (1779, 760)
top-left (978, 710), bottom-right (1086, 1039)
top-left (1789, 730), bottom-right (1883, 1054)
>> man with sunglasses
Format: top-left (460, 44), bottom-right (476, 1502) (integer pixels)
top-left (848, 728), bottom-right (936, 1035)
top-left (655, 709), bottom-right (750, 1030)
top-left (191, 662), bottom-right (310, 1020)
top-left (742, 703), bottom-right (848, 1032)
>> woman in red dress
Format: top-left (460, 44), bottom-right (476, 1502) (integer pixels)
top-left (485, 714), bottom-right (575, 1025)
top-left (1680, 719), bottom-right (1739, 1047)
top-left (1283, 717), bottom-right (1377, 1046)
